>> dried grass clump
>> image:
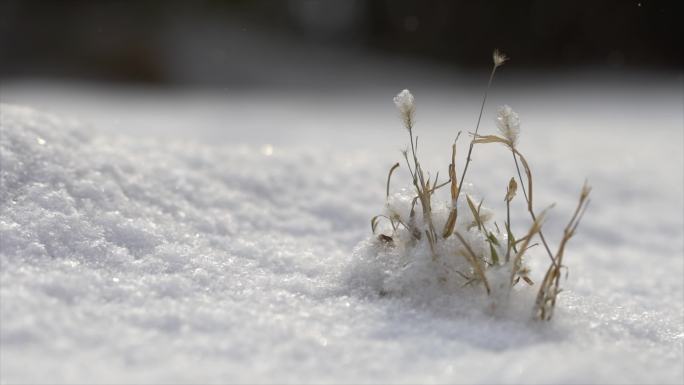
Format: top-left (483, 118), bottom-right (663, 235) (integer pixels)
top-left (369, 50), bottom-right (590, 321)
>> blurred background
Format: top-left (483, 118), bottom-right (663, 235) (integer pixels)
top-left (0, 0), bottom-right (681, 89)
top-left (0, 0), bottom-right (681, 153)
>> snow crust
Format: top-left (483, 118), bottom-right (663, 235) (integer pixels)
top-left (1, 91), bottom-right (682, 384)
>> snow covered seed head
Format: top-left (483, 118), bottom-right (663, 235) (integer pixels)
top-left (493, 49), bottom-right (508, 67)
top-left (496, 105), bottom-right (520, 147)
top-left (393, 89), bottom-right (415, 129)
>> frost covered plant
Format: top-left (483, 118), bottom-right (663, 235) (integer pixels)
top-left (360, 50), bottom-right (591, 321)
top-left (393, 89), bottom-right (415, 128)
top-left (495, 105), bottom-right (520, 147)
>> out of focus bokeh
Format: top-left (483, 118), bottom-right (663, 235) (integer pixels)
top-left (1, 0), bottom-right (681, 88)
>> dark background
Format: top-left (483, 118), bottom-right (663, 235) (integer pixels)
top-left (0, 0), bottom-right (681, 86)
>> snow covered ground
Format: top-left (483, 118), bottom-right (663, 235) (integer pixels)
top-left (1, 74), bottom-right (683, 383)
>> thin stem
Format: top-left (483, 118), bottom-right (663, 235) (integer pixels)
top-left (454, 231), bottom-right (491, 295)
top-left (431, 178), bottom-right (452, 192)
top-left (511, 149), bottom-right (557, 267)
top-left (408, 126), bottom-right (419, 178)
top-left (512, 152), bottom-right (529, 202)
top-left (535, 188), bottom-right (590, 321)
top-left (402, 150), bottom-right (415, 181)
top-left (454, 64), bottom-right (498, 209)
top-left (505, 198), bottom-right (512, 263)
top-left (406, 125), bottom-right (438, 258)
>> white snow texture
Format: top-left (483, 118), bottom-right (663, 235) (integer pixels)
top-left (1, 82), bottom-right (683, 385)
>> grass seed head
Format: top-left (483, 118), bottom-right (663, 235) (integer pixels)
top-left (493, 49), bottom-right (509, 67)
top-left (393, 89), bottom-right (415, 129)
top-left (496, 105), bottom-right (521, 147)
top-left (505, 177), bottom-right (518, 202)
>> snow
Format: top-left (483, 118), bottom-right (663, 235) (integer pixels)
top-left (1, 76), bottom-right (683, 384)
top-left (348, 181), bottom-right (531, 311)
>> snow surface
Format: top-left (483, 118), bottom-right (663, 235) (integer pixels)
top-left (1, 77), bottom-right (683, 384)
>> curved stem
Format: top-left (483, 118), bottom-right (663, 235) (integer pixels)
top-left (511, 150), bottom-right (557, 266)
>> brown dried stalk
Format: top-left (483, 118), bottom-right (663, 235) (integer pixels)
top-left (535, 182), bottom-right (591, 321)
top-left (473, 134), bottom-right (558, 268)
top-left (509, 206), bottom-right (551, 286)
top-left (454, 231), bottom-right (491, 295)
top-left (504, 177), bottom-right (517, 262)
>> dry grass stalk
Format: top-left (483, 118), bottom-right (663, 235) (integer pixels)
top-left (370, 50), bottom-right (590, 321)
top-left (510, 206), bottom-right (551, 286)
top-left (535, 182), bottom-right (591, 320)
top-left (454, 231), bottom-right (491, 295)
top-left (504, 177), bottom-right (517, 263)
top-left (443, 139), bottom-right (460, 238)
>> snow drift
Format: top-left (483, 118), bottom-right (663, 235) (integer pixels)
top-left (1, 103), bottom-right (682, 384)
